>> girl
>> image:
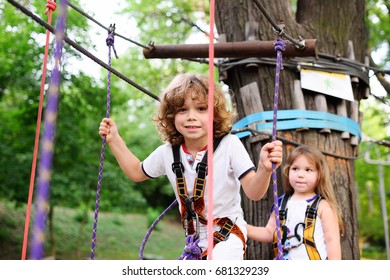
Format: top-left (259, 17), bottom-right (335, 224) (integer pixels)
top-left (247, 145), bottom-right (343, 260)
top-left (99, 73), bottom-right (283, 260)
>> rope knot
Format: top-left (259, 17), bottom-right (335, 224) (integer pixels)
top-left (45, 0), bottom-right (57, 15)
top-left (274, 38), bottom-right (286, 52)
top-left (106, 33), bottom-right (115, 47)
top-left (178, 234), bottom-right (202, 260)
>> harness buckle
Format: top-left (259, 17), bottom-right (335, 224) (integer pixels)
top-left (306, 207), bottom-right (318, 220)
top-left (213, 218), bottom-right (235, 244)
top-left (196, 162), bottom-right (207, 175)
top-left (172, 161), bottom-right (184, 173)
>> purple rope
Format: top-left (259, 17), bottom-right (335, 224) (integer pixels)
top-left (272, 37), bottom-right (286, 260)
top-left (138, 200), bottom-right (178, 260)
top-left (29, 0), bottom-right (68, 260)
top-left (90, 27), bottom-right (115, 260)
top-left (178, 234), bottom-right (202, 260)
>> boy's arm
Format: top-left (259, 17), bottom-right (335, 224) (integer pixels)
top-left (240, 140), bottom-right (283, 201)
top-left (99, 118), bottom-right (148, 182)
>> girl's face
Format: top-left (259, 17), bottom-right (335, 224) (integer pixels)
top-left (288, 155), bottom-right (318, 197)
top-left (174, 97), bottom-right (209, 147)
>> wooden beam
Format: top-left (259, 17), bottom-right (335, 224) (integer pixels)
top-left (143, 39), bottom-right (318, 59)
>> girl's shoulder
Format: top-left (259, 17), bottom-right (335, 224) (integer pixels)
top-left (317, 198), bottom-right (335, 219)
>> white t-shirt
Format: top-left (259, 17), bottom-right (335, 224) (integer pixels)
top-left (282, 198), bottom-right (327, 260)
top-left (142, 134), bottom-right (256, 258)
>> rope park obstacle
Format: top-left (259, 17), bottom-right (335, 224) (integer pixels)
top-left (9, 0), bottom-right (384, 260)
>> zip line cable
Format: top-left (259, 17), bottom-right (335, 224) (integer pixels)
top-left (67, 2), bottom-right (151, 50)
top-left (252, 0), bottom-right (305, 49)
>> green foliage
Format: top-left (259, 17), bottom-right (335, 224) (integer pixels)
top-left (0, 201), bottom-right (184, 260)
top-left (366, 0), bottom-right (390, 65)
top-left (355, 97), bottom-right (390, 256)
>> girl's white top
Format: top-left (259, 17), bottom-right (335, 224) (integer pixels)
top-left (282, 199), bottom-right (327, 260)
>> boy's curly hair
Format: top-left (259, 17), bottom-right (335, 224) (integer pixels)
top-left (153, 73), bottom-right (235, 146)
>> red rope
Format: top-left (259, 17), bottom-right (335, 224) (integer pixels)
top-left (206, 0), bottom-right (215, 260)
top-left (21, 0), bottom-right (57, 260)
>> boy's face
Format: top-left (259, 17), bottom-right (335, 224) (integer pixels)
top-left (174, 97), bottom-right (209, 148)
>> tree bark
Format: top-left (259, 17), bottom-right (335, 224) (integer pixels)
top-left (215, 0), bottom-right (366, 259)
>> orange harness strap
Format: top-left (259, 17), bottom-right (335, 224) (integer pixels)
top-left (201, 217), bottom-right (246, 259)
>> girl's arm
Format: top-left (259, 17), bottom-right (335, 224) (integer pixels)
top-left (319, 200), bottom-right (341, 260)
top-left (99, 118), bottom-right (148, 182)
top-left (247, 213), bottom-right (276, 243)
top-left (240, 140), bottom-right (283, 201)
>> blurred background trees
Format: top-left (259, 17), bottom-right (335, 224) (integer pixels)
top-left (0, 0), bottom-right (388, 259)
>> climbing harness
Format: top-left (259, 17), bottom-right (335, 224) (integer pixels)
top-left (172, 135), bottom-right (246, 259)
top-left (273, 194), bottom-right (323, 260)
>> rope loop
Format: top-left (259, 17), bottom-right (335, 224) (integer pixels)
top-left (45, 0), bottom-right (57, 15)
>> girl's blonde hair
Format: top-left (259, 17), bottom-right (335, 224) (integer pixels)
top-left (153, 73), bottom-right (234, 145)
top-left (283, 145), bottom-right (343, 229)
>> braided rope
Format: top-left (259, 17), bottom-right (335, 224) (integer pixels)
top-left (272, 37), bottom-right (286, 260)
top-left (22, 0), bottom-right (57, 261)
top-left (29, 0), bottom-right (67, 260)
top-left (138, 200), bottom-right (178, 260)
top-left (90, 26), bottom-right (115, 260)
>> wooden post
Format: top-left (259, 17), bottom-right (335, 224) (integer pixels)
top-left (350, 100), bottom-right (360, 146)
top-left (239, 82), bottom-right (269, 143)
top-left (314, 94), bottom-right (331, 134)
top-left (337, 100), bottom-right (350, 139)
top-left (292, 79), bottom-right (309, 131)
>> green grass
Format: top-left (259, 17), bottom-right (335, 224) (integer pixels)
top-left (0, 201), bottom-right (185, 260)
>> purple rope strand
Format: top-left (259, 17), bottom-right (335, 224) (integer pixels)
top-left (29, 0), bottom-right (68, 260)
top-left (138, 200), bottom-right (178, 260)
top-left (272, 37), bottom-right (286, 260)
top-left (90, 28), bottom-right (115, 260)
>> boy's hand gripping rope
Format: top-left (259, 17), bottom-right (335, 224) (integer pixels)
top-left (90, 25), bottom-right (116, 260)
top-left (272, 37), bottom-right (286, 260)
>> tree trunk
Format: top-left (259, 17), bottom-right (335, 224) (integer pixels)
top-left (215, 0), bottom-right (367, 259)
